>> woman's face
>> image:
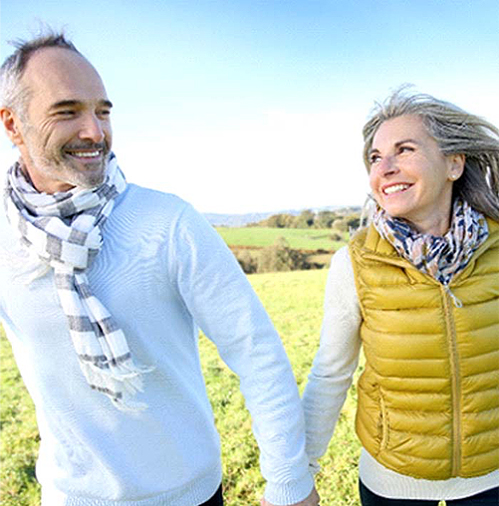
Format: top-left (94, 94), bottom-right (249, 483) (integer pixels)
top-left (368, 114), bottom-right (464, 235)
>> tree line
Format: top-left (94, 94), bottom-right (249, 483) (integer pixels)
top-left (248, 208), bottom-right (361, 231)
top-left (233, 208), bottom-right (362, 274)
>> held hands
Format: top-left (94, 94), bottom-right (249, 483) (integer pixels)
top-left (261, 487), bottom-right (320, 506)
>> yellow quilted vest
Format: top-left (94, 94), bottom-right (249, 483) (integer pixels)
top-left (349, 219), bottom-right (499, 480)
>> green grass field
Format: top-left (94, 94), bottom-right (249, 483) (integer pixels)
top-left (216, 227), bottom-right (347, 251)
top-left (0, 269), bottom-right (363, 505)
top-left (0, 328), bottom-right (40, 506)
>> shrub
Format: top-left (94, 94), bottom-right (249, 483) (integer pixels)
top-left (332, 218), bottom-right (348, 232)
top-left (257, 237), bottom-right (308, 273)
top-left (235, 250), bottom-right (258, 274)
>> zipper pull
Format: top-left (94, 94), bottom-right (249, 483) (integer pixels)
top-left (444, 284), bottom-right (463, 308)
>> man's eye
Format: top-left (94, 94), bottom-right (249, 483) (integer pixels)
top-left (98, 109), bottom-right (111, 118)
top-left (56, 110), bottom-right (75, 117)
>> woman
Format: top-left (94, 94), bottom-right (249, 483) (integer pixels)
top-left (302, 89), bottom-right (499, 505)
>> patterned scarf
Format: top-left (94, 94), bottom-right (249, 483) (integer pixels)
top-left (5, 154), bottom-right (152, 411)
top-left (372, 199), bottom-right (489, 287)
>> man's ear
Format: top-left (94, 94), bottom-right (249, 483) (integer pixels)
top-left (0, 107), bottom-right (25, 146)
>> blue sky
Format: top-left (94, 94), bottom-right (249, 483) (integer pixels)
top-left (1, 0), bottom-right (498, 213)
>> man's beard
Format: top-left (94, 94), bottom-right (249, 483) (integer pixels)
top-left (27, 140), bottom-right (111, 191)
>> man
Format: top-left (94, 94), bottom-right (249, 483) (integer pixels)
top-left (0, 32), bottom-right (319, 506)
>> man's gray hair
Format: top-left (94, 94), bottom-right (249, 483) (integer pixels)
top-left (0, 29), bottom-right (81, 119)
top-left (362, 87), bottom-right (499, 221)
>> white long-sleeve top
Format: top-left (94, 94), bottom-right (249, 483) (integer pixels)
top-left (302, 246), bottom-right (498, 501)
top-left (0, 183), bottom-right (313, 506)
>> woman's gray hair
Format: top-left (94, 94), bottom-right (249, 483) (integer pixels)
top-left (362, 87), bottom-right (499, 221)
top-left (0, 29), bottom-right (81, 120)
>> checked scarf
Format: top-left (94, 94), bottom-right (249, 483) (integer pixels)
top-left (5, 154), bottom-right (152, 411)
top-left (373, 199), bottom-right (489, 290)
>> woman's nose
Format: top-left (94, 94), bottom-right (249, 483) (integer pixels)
top-left (377, 155), bottom-right (399, 176)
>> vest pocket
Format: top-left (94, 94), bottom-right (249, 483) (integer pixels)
top-left (379, 389), bottom-right (389, 451)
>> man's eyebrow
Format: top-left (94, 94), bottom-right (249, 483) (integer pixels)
top-left (49, 99), bottom-right (114, 110)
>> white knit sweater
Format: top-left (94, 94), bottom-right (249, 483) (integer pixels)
top-left (302, 246), bottom-right (498, 500)
top-left (0, 183), bottom-right (313, 506)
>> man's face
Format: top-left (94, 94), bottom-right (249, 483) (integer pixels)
top-left (14, 47), bottom-right (113, 194)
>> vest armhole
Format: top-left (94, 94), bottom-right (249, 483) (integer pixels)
top-left (348, 239), bottom-right (367, 322)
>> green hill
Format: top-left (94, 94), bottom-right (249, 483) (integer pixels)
top-left (216, 226), bottom-right (346, 251)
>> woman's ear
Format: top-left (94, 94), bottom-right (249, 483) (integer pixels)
top-left (448, 153), bottom-right (465, 181)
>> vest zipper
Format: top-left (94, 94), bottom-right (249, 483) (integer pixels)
top-left (441, 286), bottom-right (461, 476)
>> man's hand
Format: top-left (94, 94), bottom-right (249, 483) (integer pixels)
top-left (261, 487), bottom-right (320, 506)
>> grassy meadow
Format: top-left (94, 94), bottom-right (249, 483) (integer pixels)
top-left (0, 327), bottom-right (40, 506)
top-left (0, 269), bottom-right (363, 505)
top-left (216, 226), bottom-right (347, 251)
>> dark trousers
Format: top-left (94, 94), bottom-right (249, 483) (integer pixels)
top-left (199, 484), bottom-right (223, 506)
top-left (359, 480), bottom-right (499, 506)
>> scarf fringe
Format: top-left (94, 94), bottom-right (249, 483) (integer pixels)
top-left (85, 361), bottom-right (155, 388)
top-left (82, 361), bottom-right (155, 410)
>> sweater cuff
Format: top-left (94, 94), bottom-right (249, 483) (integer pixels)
top-left (263, 471), bottom-right (315, 505)
top-left (309, 461), bottom-right (321, 476)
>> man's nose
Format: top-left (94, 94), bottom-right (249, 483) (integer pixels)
top-left (79, 114), bottom-right (105, 143)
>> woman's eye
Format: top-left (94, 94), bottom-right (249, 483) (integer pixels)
top-left (399, 145), bottom-right (414, 154)
top-left (369, 154), bottom-right (381, 164)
